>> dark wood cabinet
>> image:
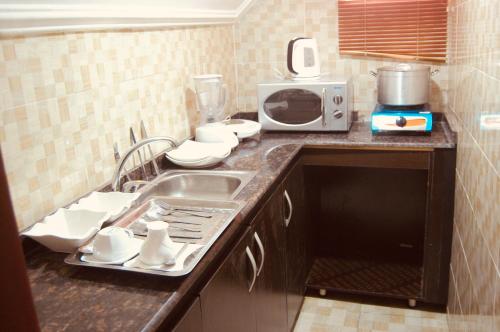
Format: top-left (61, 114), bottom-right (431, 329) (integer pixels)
top-left (282, 160), bottom-right (311, 330)
top-left (200, 186), bottom-right (288, 332)
top-left (200, 227), bottom-right (257, 332)
top-left (252, 186), bottom-right (288, 332)
top-left (172, 297), bottom-right (203, 332)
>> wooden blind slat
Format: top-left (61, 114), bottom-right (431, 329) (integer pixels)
top-left (338, 0), bottom-right (448, 62)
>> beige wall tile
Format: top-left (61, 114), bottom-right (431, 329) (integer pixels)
top-left (446, 0), bottom-right (500, 330)
top-left (235, 0), bottom-right (449, 113)
top-left (0, 25), bottom-right (237, 230)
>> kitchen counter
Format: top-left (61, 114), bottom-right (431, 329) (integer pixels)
top-left (24, 116), bottom-right (456, 331)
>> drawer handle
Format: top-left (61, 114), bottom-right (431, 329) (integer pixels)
top-left (254, 232), bottom-right (265, 276)
top-left (284, 190), bottom-right (293, 227)
top-left (245, 246), bottom-right (257, 293)
top-left (321, 87), bottom-right (326, 127)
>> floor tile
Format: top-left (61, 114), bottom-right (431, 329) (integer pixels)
top-left (294, 297), bottom-right (449, 332)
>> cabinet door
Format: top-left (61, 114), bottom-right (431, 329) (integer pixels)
top-left (252, 186), bottom-right (288, 332)
top-left (283, 161), bottom-right (310, 330)
top-left (172, 297), bottom-right (202, 332)
top-left (200, 227), bottom-right (258, 332)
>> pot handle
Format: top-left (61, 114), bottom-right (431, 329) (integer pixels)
top-left (369, 70), bottom-right (377, 77)
top-left (431, 68), bottom-right (440, 76)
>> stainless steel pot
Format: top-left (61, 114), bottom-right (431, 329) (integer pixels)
top-left (370, 64), bottom-right (439, 106)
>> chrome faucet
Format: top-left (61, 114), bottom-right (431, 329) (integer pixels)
top-left (111, 136), bottom-right (179, 192)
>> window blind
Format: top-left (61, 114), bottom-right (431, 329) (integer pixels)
top-left (338, 0), bottom-right (448, 62)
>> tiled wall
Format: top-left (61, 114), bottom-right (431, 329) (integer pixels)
top-left (235, 0), bottom-right (449, 115)
top-left (0, 26), bottom-right (237, 230)
top-left (445, 0), bottom-right (499, 331)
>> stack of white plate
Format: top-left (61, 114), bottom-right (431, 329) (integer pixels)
top-left (166, 140), bottom-right (231, 168)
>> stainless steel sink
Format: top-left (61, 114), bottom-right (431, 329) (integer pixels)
top-left (138, 170), bottom-right (255, 201)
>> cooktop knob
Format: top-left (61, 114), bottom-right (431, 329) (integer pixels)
top-left (396, 116), bottom-right (407, 127)
top-left (333, 110), bottom-right (343, 119)
top-left (333, 95), bottom-right (343, 105)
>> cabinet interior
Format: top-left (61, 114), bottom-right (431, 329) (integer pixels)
top-left (304, 165), bottom-right (428, 300)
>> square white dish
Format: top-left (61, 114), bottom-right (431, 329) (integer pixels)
top-left (70, 191), bottom-right (141, 221)
top-left (22, 209), bottom-right (110, 253)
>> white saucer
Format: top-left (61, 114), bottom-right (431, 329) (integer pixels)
top-left (124, 242), bottom-right (203, 274)
top-left (80, 237), bottom-right (143, 265)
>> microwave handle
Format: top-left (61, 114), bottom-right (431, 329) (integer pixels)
top-left (321, 87), bottom-right (326, 127)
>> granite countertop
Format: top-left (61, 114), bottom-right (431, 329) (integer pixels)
top-left (24, 117), bottom-right (456, 331)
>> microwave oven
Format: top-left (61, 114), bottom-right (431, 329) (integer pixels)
top-left (257, 78), bottom-right (353, 131)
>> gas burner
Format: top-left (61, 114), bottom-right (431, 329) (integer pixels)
top-left (375, 104), bottom-right (431, 112)
top-left (371, 104), bottom-right (433, 133)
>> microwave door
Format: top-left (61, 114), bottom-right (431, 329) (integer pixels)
top-left (263, 89), bottom-right (322, 126)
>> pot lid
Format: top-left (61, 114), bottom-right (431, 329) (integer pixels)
top-left (377, 63), bottom-right (430, 72)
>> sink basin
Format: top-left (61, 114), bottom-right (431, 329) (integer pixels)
top-left (139, 170), bottom-right (255, 201)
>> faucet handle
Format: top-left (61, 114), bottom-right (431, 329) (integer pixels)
top-left (122, 180), bottom-right (149, 193)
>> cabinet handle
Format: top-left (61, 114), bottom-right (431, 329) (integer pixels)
top-left (245, 246), bottom-right (257, 293)
top-left (253, 232), bottom-right (265, 276)
top-left (284, 190), bottom-right (293, 227)
top-left (321, 87), bottom-right (326, 127)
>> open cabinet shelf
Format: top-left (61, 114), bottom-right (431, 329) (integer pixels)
top-left (306, 256), bottom-right (423, 300)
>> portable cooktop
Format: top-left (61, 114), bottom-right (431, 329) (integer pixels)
top-left (371, 104), bottom-right (433, 133)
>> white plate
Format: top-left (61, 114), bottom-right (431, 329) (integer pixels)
top-left (70, 191), bottom-right (141, 221)
top-left (22, 209), bottom-right (110, 253)
top-left (223, 119), bottom-right (261, 139)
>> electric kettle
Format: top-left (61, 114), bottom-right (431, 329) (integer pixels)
top-left (286, 37), bottom-right (320, 79)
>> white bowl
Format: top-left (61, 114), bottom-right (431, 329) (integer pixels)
top-left (69, 191), bottom-right (140, 221)
top-left (195, 124), bottom-right (239, 149)
top-left (22, 209), bottom-right (110, 253)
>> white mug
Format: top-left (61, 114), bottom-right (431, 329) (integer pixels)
top-left (92, 227), bottom-right (134, 262)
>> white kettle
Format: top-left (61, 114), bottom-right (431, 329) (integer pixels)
top-left (287, 37), bottom-right (321, 80)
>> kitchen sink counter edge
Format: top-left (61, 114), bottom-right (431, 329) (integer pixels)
top-left (23, 116), bottom-right (456, 331)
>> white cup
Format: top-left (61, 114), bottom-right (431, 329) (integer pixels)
top-left (92, 227), bottom-right (135, 262)
top-left (139, 221), bottom-right (176, 266)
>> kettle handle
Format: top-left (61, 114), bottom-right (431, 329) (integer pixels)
top-left (287, 37), bottom-right (306, 75)
top-left (431, 68), bottom-right (440, 76)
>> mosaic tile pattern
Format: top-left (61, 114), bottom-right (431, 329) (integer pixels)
top-left (0, 25), bottom-right (237, 230)
top-left (446, 0), bottom-right (500, 331)
top-left (294, 297), bottom-right (449, 332)
top-left (235, 0), bottom-right (449, 114)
